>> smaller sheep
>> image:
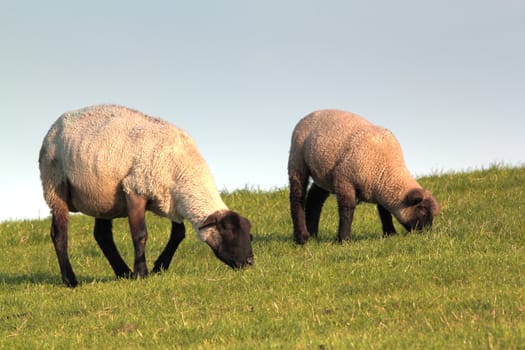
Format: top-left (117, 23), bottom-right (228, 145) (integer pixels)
top-left (288, 109), bottom-right (439, 244)
top-left (39, 105), bottom-right (254, 287)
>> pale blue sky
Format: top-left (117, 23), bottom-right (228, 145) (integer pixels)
top-left (1, 1), bottom-right (524, 221)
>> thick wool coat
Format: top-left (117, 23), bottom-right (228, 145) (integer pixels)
top-left (288, 109), bottom-right (438, 223)
top-left (39, 105), bottom-right (227, 239)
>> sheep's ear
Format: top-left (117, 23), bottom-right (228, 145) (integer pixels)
top-left (215, 212), bottom-right (241, 241)
top-left (219, 212), bottom-right (241, 230)
top-left (405, 189), bottom-right (424, 206)
top-left (200, 213), bottom-right (219, 230)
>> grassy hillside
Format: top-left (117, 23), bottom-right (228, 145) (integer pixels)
top-left (0, 166), bottom-right (524, 349)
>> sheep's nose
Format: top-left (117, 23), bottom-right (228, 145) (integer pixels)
top-left (246, 256), bottom-right (254, 266)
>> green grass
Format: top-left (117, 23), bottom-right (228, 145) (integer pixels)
top-left (1, 165), bottom-right (524, 349)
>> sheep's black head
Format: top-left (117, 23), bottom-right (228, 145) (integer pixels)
top-left (400, 188), bottom-right (440, 231)
top-left (201, 211), bottom-right (254, 269)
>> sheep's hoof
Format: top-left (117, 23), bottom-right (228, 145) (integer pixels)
top-left (64, 278), bottom-right (78, 288)
top-left (132, 270), bottom-right (149, 279)
top-left (337, 234), bottom-right (351, 244)
top-left (294, 233), bottom-right (309, 245)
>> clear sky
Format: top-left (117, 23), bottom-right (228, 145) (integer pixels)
top-left (1, 0), bottom-right (524, 222)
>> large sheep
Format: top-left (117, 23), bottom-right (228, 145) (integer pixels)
top-left (39, 104), bottom-right (254, 287)
top-left (288, 109), bottom-right (440, 244)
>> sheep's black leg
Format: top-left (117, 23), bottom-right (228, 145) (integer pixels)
top-left (152, 221), bottom-right (186, 273)
top-left (289, 170), bottom-right (310, 244)
top-left (94, 218), bottom-right (132, 278)
top-left (50, 196), bottom-right (78, 287)
top-left (377, 204), bottom-right (397, 236)
top-left (305, 183), bottom-right (330, 238)
top-left (125, 191), bottom-right (149, 278)
top-left (335, 190), bottom-right (356, 243)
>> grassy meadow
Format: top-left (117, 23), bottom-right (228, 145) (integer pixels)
top-left (0, 165), bottom-right (524, 349)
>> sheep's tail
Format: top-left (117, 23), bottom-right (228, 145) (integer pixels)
top-left (39, 126), bottom-right (68, 212)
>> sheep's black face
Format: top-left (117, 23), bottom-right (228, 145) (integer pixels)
top-left (211, 212), bottom-right (254, 269)
top-left (402, 206), bottom-right (433, 231)
top-left (402, 189), bottom-right (440, 232)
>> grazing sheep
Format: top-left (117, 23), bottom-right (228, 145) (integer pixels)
top-left (288, 109), bottom-right (440, 244)
top-left (39, 104), bottom-right (254, 287)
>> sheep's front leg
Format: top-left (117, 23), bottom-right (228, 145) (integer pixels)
top-left (289, 170), bottom-right (310, 244)
top-left (335, 189), bottom-right (356, 243)
top-left (125, 191), bottom-right (149, 278)
top-left (305, 183), bottom-right (330, 238)
top-left (94, 218), bottom-right (132, 278)
top-left (377, 204), bottom-right (396, 236)
top-left (152, 221), bottom-right (186, 273)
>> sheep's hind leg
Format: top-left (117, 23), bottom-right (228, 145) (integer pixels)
top-left (152, 221), bottom-right (186, 273)
top-left (335, 190), bottom-right (356, 243)
top-left (289, 170), bottom-right (310, 244)
top-left (377, 205), bottom-right (396, 236)
top-left (305, 183), bottom-right (330, 238)
top-left (125, 192), bottom-right (149, 278)
top-left (94, 218), bottom-right (132, 278)
top-left (50, 196), bottom-right (78, 287)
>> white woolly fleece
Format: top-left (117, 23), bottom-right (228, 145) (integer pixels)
top-left (39, 105), bottom-right (228, 240)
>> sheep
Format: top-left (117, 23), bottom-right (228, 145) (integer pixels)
top-left (39, 104), bottom-right (254, 287)
top-left (288, 109), bottom-right (440, 244)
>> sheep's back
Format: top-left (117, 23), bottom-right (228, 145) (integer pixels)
top-left (292, 109), bottom-right (406, 196)
top-left (40, 105), bottom-right (194, 218)
top-left (291, 110), bottom-right (368, 189)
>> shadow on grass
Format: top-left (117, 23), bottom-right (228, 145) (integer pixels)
top-left (0, 272), bottom-right (118, 287)
top-left (253, 230), bottom-right (389, 244)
